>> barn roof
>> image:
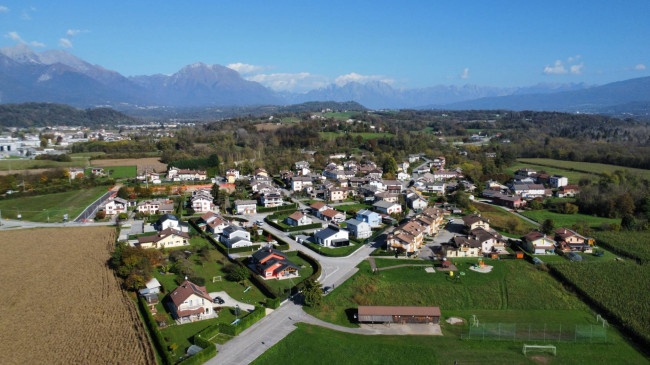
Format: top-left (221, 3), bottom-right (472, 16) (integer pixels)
top-left (358, 306), bottom-right (440, 317)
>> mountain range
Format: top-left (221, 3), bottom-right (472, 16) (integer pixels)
top-left (1, 44), bottom-right (649, 117)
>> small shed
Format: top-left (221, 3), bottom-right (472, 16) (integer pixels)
top-left (357, 306), bottom-right (441, 324)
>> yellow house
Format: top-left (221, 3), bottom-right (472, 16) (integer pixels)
top-left (137, 228), bottom-right (190, 249)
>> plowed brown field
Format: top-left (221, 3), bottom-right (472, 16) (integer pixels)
top-left (0, 227), bottom-right (155, 365)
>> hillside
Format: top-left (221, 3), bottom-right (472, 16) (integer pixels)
top-left (0, 103), bottom-right (137, 127)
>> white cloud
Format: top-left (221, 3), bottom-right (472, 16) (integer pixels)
top-left (66, 29), bottom-right (81, 36)
top-left (334, 72), bottom-right (394, 86)
top-left (247, 72), bottom-right (329, 92)
top-left (543, 60), bottom-right (568, 75)
top-left (226, 62), bottom-right (271, 75)
top-left (0, 5), bottom-right (9, 13)
top-left (570, 62), bottom-right (584, 75)
top-left (20, 10), bottom-right (30, 20)
top-left (633, 64), bottom-right (646, 71)
top-left (30, 40), bottom-right (45, 47)
top-left (4, 31), bottom-right (24, 42)
top-left (59, 38), bottom-right (73, 48)
top-left (567, 55), bottom-right (581, 63)
top-left (460, 68), bottom-right (469, 79)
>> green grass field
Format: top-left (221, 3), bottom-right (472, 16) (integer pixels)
top-left (521, 210), bottom-right (618, 230)
top-left (305, 259), bottom-right (587, 328)
top-left (322, 111), bottom-right (360, 120)
top-left (517, 158), bottom-right (650, 180)
top-left (591, 230), bottom-right (650, 264)
top-left (0, 186), bottom-right (109, 222)
top-left (319, 132), bottom-right (394, 140)
top-left (472, 202), bottom-right (537, 236)
top-left (334, 203), bottom-right (371, 213)
top-left (303, 240), bottom-right (363, 257)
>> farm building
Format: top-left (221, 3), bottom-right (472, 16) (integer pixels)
top-left (357, 306), bottom-right (441, 324)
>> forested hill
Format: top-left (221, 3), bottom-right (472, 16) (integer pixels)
top-left (0, 102), bottom-right (138, 127)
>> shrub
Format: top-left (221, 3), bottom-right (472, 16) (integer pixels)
top-left (95, 211), bottom-right (106, 220)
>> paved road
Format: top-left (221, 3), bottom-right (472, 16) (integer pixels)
top-left (0, 218), bottom-right (114, 230)
top-left (478, 201), bottom-right (540, 227)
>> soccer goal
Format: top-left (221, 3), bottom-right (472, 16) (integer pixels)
top-left (523, 344), bottom-right (556, 356)
top-left (212, 276), bottom-right (222, 283)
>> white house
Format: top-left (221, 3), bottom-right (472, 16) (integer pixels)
top-left (523, 231), bottom-right (556, 255)
top-left (169, 281), bottom-right (214, 322)
top-left (373, 200), bottom-right (402, 215)
top-left (285, 211), bottom-right (313, 226)
top-left (291, 176), bottom-right (313, 192)
top-left (260, 191), bottom-right (283, 208)
top-left (345, 219), bottom-right (372, 239)
top-left (137, 199), bottom-right (175, 215)
top-left (397, 171), bottom-right (411, 181)
top-left (137, 228), bottom-right (190, 249)
top-left (155, 214), bottom-right (189, 232)
top-left (105, 197), bottom-right (128, 215)
top-left (220, 225), bottom-right (253, 248)
top-left (234, 200), bottom-right (257, 215)
top-left (549, 175), bottom-right (568, 188)
top-left (407, 193), bottom-right (428, 211)
top-left (314, 225), bottom-right (350, 247)
top-left (191, 189), bottom-right (214, 213)
top-left (356, 209), bottom-right (382, 228)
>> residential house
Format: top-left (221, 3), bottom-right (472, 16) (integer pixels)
top-left (137, 228), bottom-right (190, 249)
top-left (310, 201), bottom-right (330, 216)
top-left (251, 248), bottom-right (300, 279)
top-left (67, 167), bottom-right (85, 179)
top-left (260, 191), bottom-right (283, 208)
top-left (554, 228), bottom-right (593, 253)
top-left (556, 185), bottom-right (580, 198)
top-left (492, 193), bottom-right (526, 209)
top-left (406, 193), bottom-right (428, 211)
top-left (254, 168), bottom-right (269, 178)
top-left (167, 167), bottom-right (207, 181)
top-left (285, 211), bottom-right (313, 226)
top-left (198, 212), bottom-right (229, 234)
top-left (535, 173), bottom-right (551, 185)
top-left (523, 231), bottom-right (556, 255)
top-left (514, 168), bottom-right (537, 179)
top-left (314, 225), bottom-right (350, 247)
top-left (169, 281), bottom-right (214, 322)
top-left (320, 208), bottom-right (346, 223)
top-left (190, 189), bottom-right (214, 213)
top-left (105, 197), bottom-right (128, 215)
top-left (443, 235), bottom-right (482, 258)
top-left (291, 176), bottom-right (313, 192)
top-left (91, 167), bottom-right (105, 176)
top-left (326, 187), bottom-right (348, 202)
top-left (408, 154), bottom-right (422, 163)
top-left (426, 182), bottom-right (446, 195)
top-left (220, 225), bottom-right (253, 248)
top-left (294, 161), bottom-right (311, 176)
top-left (155, 214), bottom-right (189, 232)
top-left (418, 207), bottom-right (445, 234)
top-left (397, 171), bottom-right (411, 181)
top-left (138, 278), bottom-right (161, 310)
top-left (511, 184), bottom-right (549, 199)
top-left (137, 199), bottom-right (175, 215)
top-left (345, 219), bottom-right (372, 239)
top-left (234, 200), bottom-right (257, 215)
top-left (470, 227), bottom-right (506, 254)
top-left (250, 181), bottom-right (275, 194)
top-left (375, 192), bottom-right (400, 203)
top-left (226, 168), bottom-right (240, 183)
top-left (356, 209), bottom-right (382, 228)
top-left (389, 220), bottom-right (426, 253)
top-left (432, 170), bottom-right (460, 181)
top-left (373, 200), bottom-right (402, 215)
top-left (462, 214), bottom-right (490, 232)
top-left (431, 156), bottom-right (446, 169)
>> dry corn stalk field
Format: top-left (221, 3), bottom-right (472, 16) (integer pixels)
top-left (0, 227), bottom-right (156, 365)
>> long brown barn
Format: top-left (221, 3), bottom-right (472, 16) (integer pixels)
top-left (357, 306), bottom-right (441, 324)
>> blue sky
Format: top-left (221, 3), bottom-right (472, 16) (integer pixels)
top-left (1, 1), bottom-right (648, 92)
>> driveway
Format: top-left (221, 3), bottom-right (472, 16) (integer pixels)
top-left (208, 291), bottom-right (255, 312)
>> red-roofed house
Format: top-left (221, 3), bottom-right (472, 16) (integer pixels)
top-left (169, 281), bottom-right (214, 323)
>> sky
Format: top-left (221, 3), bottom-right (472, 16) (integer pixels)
top-left (1, 1), bottom-right (649, 92)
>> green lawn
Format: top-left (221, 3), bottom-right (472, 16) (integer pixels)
top-left (303, 240), bottom-right (363, 257)
top-left (334, 203), bottom-right (371, 213)
top-left (306, 259), bottom-right (587, 328)
top-left (322, 111), bottom-right (360, 120)
top-left (472, 202), bottom-right (537, 236)
top-left (254, 317), bottom-right (647, 365)
top-left (104, 165), bottom-right (137, 178)
top-left (0, 186), bottom-right (109, 222)
top-left (517, 158), bottom-right (650, 180)
top-left (521, 210), bottom-right (618, 230)
top-left (319, 132), bottom-right (394, 140)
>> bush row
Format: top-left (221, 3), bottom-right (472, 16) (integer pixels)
top-left (266, 218), bottom-right (322, 232)
top-left (262, 229), bottom-right (290, 250)
top-left (257, 203), bottom-right (298, 213)
top-left (218, 306), bottom-right (266, 336)
top-left (235, 257), bottom-right (279, 298)
top-left (138, 297), bottom-right (173, 365)
top-left (177, 343), bottom-right (216, 365)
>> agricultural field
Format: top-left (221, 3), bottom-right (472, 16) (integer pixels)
top-left (90, 157), bottom-right (167, 172)
top-left (306, 259), bottom-right (587, 327)
top-left (319, 131), bottom-right (394, 140)
top-left (322, 111), bottom-right (360, 120)
top-left (0, 185), bottom-right (109, 222)
top-left (521, 210), bottom-right (619, 230)
top-left (504, 161), bottom-right (595, 183)
top-left (86, 165), bottom-right (137, 178)
top-left (517, 158), bottom-right (650, 180)
top-left (0, 227), bottom-right (155, 364)
top-left (549, 261), bottom-right (650, 347)
top-left (591, 231), bottom-right (650, 264)
top-left (0, 157), bottom-right (87, 171)
top-left (472, 202), bottom-right (537, 236)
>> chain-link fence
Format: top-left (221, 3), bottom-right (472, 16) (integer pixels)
top-left (464, 323), bottom-right (607, 343)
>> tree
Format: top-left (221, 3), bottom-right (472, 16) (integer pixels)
top-left (211, 183), bottom-right (220, 204)
top-left (301, 278), bottom-right (322, 307)
top-left (227, 265), bottom-right (249, 283)
top-left (116, 186), bottom-right (130, 199)
top-left (541, 218), bottom-right (555, 235)
top-left (621, 214), bottom-right (637, 231)
top-left (95, 211), bottom-right (106, 220)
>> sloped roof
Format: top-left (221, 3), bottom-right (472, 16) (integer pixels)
top-left (138, 228), bottom-right (189, 244)
top-left (170, 280), bottom-right (212, 306)
top-left (358, 306), bottom-right (440, 317)
top-left (287, 211), bottom-right (304, 221)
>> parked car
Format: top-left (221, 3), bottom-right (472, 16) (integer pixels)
top-left (213, 296), bottom-right (225, 304)
top-left (322, 286), bottom-right (332, 294)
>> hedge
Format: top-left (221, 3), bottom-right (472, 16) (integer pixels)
top-left (177, 344), bottom-right (216, 365)
top-left (138, 297), bottom-right (173, 365)
top-left (265, 297), bottom-right (281, 309)
top-left (262, 229), bottom-right (290, 250)
top-left (266, 218), bottom-right (322, 232)
top-left (257, 203), bottom-right (298, 213)
top-left (296, 250), bottom-right (321, 285)
top-left (235, 258), bottom-right (279, 298)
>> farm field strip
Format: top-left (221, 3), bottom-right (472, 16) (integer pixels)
top-left (0, 227), bottom-right (155, 364)
top-left (517, 158), bottom-right (650, 180)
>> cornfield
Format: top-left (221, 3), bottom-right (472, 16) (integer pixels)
top-left (0, 227), bottom-right (156, 365)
